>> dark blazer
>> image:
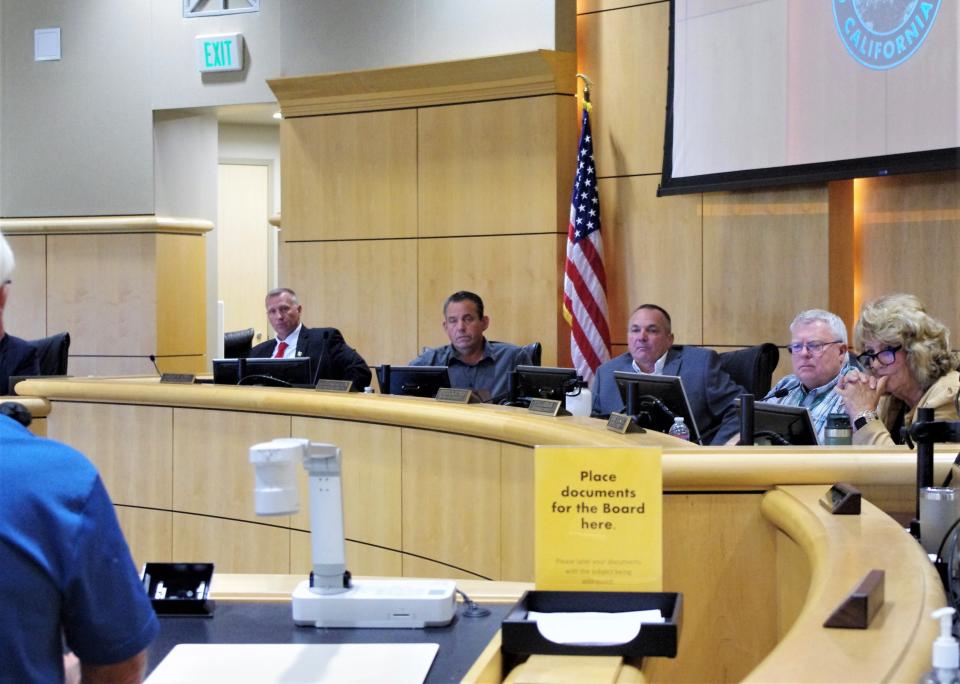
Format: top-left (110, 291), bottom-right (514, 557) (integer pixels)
top-left (592, 346), bottom-right (745, 445)
top-left (0, 333), bottom-right (40, 395)
top-left (249, 325), bottom-right (371, 390)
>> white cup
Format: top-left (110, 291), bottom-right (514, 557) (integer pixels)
top-left (919, 486), bottom-right (960, 555)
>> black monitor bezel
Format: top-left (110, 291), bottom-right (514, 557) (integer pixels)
top-left (377, 365), bottom-right (451, 398)
top-left (239, 357), bottom-right (313, 387)
top-left (212, 358), bottom-right (240, 385)
top-left (613, 371), bottom-right (702, 444)
top-left (511, 365), bottom-right (579, 408)
top-left (745, 399), bottom-right (818, 446)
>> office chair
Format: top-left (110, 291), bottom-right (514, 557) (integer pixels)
top-left (522, 342), bottom-right (543, 367)
top-left (30, 332), bottom-right (71, 376)
top-left (224, 328), bottom-right (255, 359)
top-left (718, 342), bottom-right (779, 398)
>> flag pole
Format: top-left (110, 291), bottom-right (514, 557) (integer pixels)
top-left (564, 72), bottom-right (611, 387)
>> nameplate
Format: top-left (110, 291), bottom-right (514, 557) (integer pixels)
top-left (819, 482), bottom-right (861, 515)
top-left (161, 373), bottom-right (196, 384)
top-left (824, 569), bottom-right (884, 629)
top-left (435, 388), bottom-right (479, 404)
top-left (315, 379), bottom-right (353, 393)
top-left (606, 412), bottom-right (640, 434)
top-left (528, 398), bottom-right (565, 417)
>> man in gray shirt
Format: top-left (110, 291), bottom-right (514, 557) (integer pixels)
top-left (409, 291), bottom-right (531, 401)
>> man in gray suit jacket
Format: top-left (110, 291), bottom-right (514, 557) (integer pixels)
top-left (592, 304), bottom-right (744, 445)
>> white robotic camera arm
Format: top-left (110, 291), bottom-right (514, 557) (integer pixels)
top-left (250, 439), bottom-right (347, 594)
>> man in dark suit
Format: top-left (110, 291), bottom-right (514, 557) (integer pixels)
top-left (592, 303), bottom-right (744, 445)
top-left (0, 232), bottom-right (40, 395)
top-left (249, 287), bottom-right (371, 390)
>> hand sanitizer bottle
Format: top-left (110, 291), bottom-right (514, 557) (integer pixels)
top-left (922, 607), bottom-right (960, 683)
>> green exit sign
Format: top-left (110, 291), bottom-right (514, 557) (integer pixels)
top-left (195, 33), bottom-right (244, 73)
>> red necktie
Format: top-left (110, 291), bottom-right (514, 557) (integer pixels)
top-left (273, 341), bottom-right (288, 358)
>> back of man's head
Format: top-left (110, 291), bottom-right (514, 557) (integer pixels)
top-left (0, 231), bottom-right (14, 284)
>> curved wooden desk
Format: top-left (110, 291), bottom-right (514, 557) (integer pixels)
top-left (17, 377), bottom-right (950, 682)
top-left (209, 486), bottom-right (943, 683)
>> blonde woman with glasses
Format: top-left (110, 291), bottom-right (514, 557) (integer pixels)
top-left (838, 293), bottom-right (960, 446)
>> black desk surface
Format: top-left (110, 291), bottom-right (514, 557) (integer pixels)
top-left (148, 601), bottom-right (511, 683)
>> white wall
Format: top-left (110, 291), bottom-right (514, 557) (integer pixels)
top-left (0, 0), bottom-right (572, 218)
top-left (1, 0), bottom-right (154, 217)
top-left (151, 0), bottom-right (572, 110)
top-left (154, 110), bottom-right (219, 363)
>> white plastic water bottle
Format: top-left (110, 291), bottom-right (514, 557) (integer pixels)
top-left (668, 416), bottom-right (690, 441)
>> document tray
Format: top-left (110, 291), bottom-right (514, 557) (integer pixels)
top-left (501, 590), bottom-right (681, 659)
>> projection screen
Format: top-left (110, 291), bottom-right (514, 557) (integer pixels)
top-left (659, 0), bottom-right (959, 195)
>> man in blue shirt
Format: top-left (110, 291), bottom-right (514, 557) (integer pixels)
top-left (0, 412), bottom-right (159, 682)
top-left (762, 308), bottom-right (856, 444)
top-left (409, 291), bottom-right (531, 401)
top-left (0, 230), bottom-right (158, 682)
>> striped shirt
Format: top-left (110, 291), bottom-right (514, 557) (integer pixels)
top-left (762, 362), bottom-right (856, 444)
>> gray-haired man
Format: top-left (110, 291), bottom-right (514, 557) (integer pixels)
top-left (762, 309), bottom-right (856, 443)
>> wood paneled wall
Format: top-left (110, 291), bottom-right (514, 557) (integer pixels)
top-left (270, 51), bottom-right (576, 368)
top-left (1, 217), bottom-right (210, 375)
top-left (577, 1), bottom-right (960, 380)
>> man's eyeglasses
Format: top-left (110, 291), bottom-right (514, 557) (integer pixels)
top-left (856, 345), bottom-right (902, 367)
top-left (786, 340), bottom-right (843, 356)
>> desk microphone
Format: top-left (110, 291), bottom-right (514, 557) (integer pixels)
top-left (762, 382), bottom-right (799, 401)
top-left (148, 354), bottom-right (162, 376)
top-left (0, 401), bottom-right (32, 427)
top-left (311, 331), bottom-right (331, 386)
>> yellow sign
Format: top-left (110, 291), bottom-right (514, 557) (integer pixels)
top-left (534, 446), bottom-right (662, 591)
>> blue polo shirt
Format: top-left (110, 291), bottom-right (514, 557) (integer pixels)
top-left (0, 414), bottom-right (159, 681)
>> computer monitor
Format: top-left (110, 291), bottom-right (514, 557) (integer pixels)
top-left (212, 358), bottom-right (240, 385)
top-left (377, 365), bottom-right (451, 398)
top-left (508, 365), bottom-right (580, 410)
top-left (238, 357), bottom-right (313, 388)
top-left (745, 399), bottom-right (818, 446)
top-left (613, 371), bottom-right (702, 444)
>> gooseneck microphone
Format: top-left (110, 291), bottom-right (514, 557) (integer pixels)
top-left (148, 354), bottom-right (162, 376)
top-left (311, 330), bottom-right (331, 386)
top-left (761, 382), bottom-right (800, 401)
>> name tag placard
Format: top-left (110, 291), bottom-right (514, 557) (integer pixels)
top-left (606, 412), bottom-right (640, 434)
top-left (535, 446), bottom-right (663, 592)
top-left (161, 373), bottom-right (196, 384)
top-left (435, 388), bottom-right (479, 404)
top-left (315, 379), bottom-right (353, 393)
top-left (528, 398), bottom-right (566, 417)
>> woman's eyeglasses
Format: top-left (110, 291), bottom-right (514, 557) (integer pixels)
top-left (856, 345), bottom-right (902, 367)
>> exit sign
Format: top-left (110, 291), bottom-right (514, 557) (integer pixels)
top-left (195, 33), bottom-right (244, 73)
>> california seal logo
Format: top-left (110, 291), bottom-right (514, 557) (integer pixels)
top-left (833, 0), bottom-right (942, 70)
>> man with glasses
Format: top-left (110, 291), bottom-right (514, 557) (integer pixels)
top-left (762, 309), bottom-right (857, 444)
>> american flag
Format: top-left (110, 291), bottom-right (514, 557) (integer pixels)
top-left (562, 103), bottom-right (611, 385)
